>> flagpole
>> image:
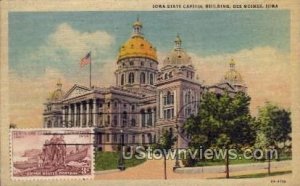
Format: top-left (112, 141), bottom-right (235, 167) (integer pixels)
top-left (90, 52), bottom-right (92, 88)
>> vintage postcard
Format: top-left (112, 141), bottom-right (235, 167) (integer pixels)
top-left (10, 128), bottom-right (94, 180)
top-left (1, 0), bottom-right (299, 185)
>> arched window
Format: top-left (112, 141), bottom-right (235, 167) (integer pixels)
top-left (166, 91), bottom-right (174, 105)
top-left (140, 72), bottom-right (146, 84)
top-left (147, 108), bottom-right (152, 126)
top-left (141, 109), bottom-right (146, 127)
top-left (121, 74), bottom-right (124, 85)
top-left (150, 74), bottom-right (154, 85)
top-left (122, 111), bottom-right (127, 126)
top-left (142, 135), bottom-right (145, 144)
top-left (128, 72), bottom-right (134, 84)
top-left (131, 118), bottom-right (136, 126)
top-left (148, 133), bottom-right (152, 143)
top-left (113, 115), bottom-right (118, 126)
top-left (185, 91), bottom-right (191, 104)
top-left (164, 73), bottom-right (168, 80)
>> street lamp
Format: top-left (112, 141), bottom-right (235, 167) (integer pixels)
top-left (173, 124), bottom-right (180, 170)
top-left (118, 129), bottom-right (125, 170)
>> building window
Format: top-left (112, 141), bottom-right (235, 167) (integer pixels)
top-left (47, 121), bottom-right (52, 128)
top-left (113, 115), bottom-right (118, 126)
top-left (141, 109), bottom-right (146, 127)
top-left (130, 61), bottom-right (134, 66)
top-left (164, 91), bottom-right (174, 105)
top-left (106, 134), bottom-right (110, 142)
top-left (128, 72), bottom-right (134, 84)
top-left (107, 102), bottom-right (110, 108)
top-left (122, 111), bottom-right (127, 127)
top-left (132, 135), bottom-right (136, 143)
top-left (141, 61), bottom-right (144, 66)
top-left (113, 134), bottom-right (118, 142)
top-left (163, 108), bottom-right (174, 119)
top-left (147, 108), bottom-right (152, 126)
top-left (185, 91), bottom-right (191, 104)
top-left (131, 118), bottom-right (136, 126)
top-left (107, 115), bottom-right (110, 125)
top-left (142, 135), bottom-right (145, 144)
top-left (121, 74), bottom-right (124, 85)
top-left (140, 72), bottom-right (146, 84)
top-left (131, 105), bottom-right (135, 111)
top-left (150, 74), bottom-right (154, 85)
top-left (164, 73), bottom-right (168, 79)
top-left (169, 72), bottom-right (173, 78)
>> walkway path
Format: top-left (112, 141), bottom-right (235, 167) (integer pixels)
top-left (95, 159), bottom-right (291, 180)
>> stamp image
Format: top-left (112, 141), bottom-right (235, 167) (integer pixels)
top-left (4, 4), bottom-right (294, 184)
top-left (10, 128), bottom-right (94, 180)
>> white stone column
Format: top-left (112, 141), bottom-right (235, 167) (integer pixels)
top-left (86, 102), bottom-right (90, 127)
top-left (80, 103), bottom-right (83, 127)
top-left (160, 92), bottom-right (163, 118)
top-left (67, 106), bottom-right (71, 126)
top-left (93, 99), bottom-right (97, 127)
top-left (174, 90), bottom-right (177, 117)
top-left (74, 104), bottom-right (77, 127)
top-left (62, 106), bottom-right (65, 127)
top-left (151, 108), bottom-right (155, 127)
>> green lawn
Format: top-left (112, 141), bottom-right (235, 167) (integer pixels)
top-left (95, 151), bottom-right (146, 171)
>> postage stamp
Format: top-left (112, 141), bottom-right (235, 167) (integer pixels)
top-left (10, 128), bottom-right (94, 180)
top-left (1, 0), bottom-right (298, 185)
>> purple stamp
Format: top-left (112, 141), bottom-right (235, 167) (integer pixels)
top-left (10, 128), bottom-right (94, 180)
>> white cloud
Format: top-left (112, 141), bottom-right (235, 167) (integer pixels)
top-left (189, 47), bottom-right (291, 114)
top-left (29, 23), bottom-right (115, 71)
top-left (11, 31), bottom-right (290, 127)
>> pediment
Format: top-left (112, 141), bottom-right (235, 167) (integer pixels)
top-left (63, 84), bottom-right (91, 99)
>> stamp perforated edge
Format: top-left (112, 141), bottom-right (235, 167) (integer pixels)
top-left (9, 128), bottom-right (95, 181)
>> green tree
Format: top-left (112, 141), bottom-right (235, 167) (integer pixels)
top-left (183, 91), bottom-right (255, 178)
top-left (255, 102), bottom-right (292, 174)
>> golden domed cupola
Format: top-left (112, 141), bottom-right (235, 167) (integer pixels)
top-left (115, 18), bottom-right (159, 92)
top-left (48, 79), bottom-right (65, 102)
top-left (159, 35), bottom-right (196, 82)
top-left (224, 59), bottom-right (244, 84)
top-left (163, 35), bottom-right (192, 66)
top-left (117, 18), bottom-right (157, 61)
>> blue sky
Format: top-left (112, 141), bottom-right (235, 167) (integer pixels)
top-left (9, 10), bottom-right (290, 77)
top-left (8, 10), bottom-right (291, 127)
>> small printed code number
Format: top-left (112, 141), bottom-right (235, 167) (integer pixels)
top-left (271, 179), bottom-right (286, 183)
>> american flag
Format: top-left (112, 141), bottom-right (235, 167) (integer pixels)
top-left (80, 52), bottom-right (91, 67)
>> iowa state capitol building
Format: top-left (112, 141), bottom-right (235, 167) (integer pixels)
top-left (43, 19), bottom-right (247, 151)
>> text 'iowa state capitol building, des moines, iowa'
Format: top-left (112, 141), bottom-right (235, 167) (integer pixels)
top-left (43, 19), bottom-right (247, 151)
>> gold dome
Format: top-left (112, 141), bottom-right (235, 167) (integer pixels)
top-left (118, 36), bottom-right (157, 61)
top-left (117, 19), bottom-right (157, 61)
top-left (48, 80), bottom-right (64, 101)
top-left (224, 59), bottom-right (243, 84)
top-left (163, 35), bottom-right (192, 66)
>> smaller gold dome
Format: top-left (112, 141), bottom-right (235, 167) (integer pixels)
top-left (48, 80), bottom-right (64, 101)
top-left (163, 35), bottom-right (192, 66)
top-left (224, 59), bottom-right (243, 84)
